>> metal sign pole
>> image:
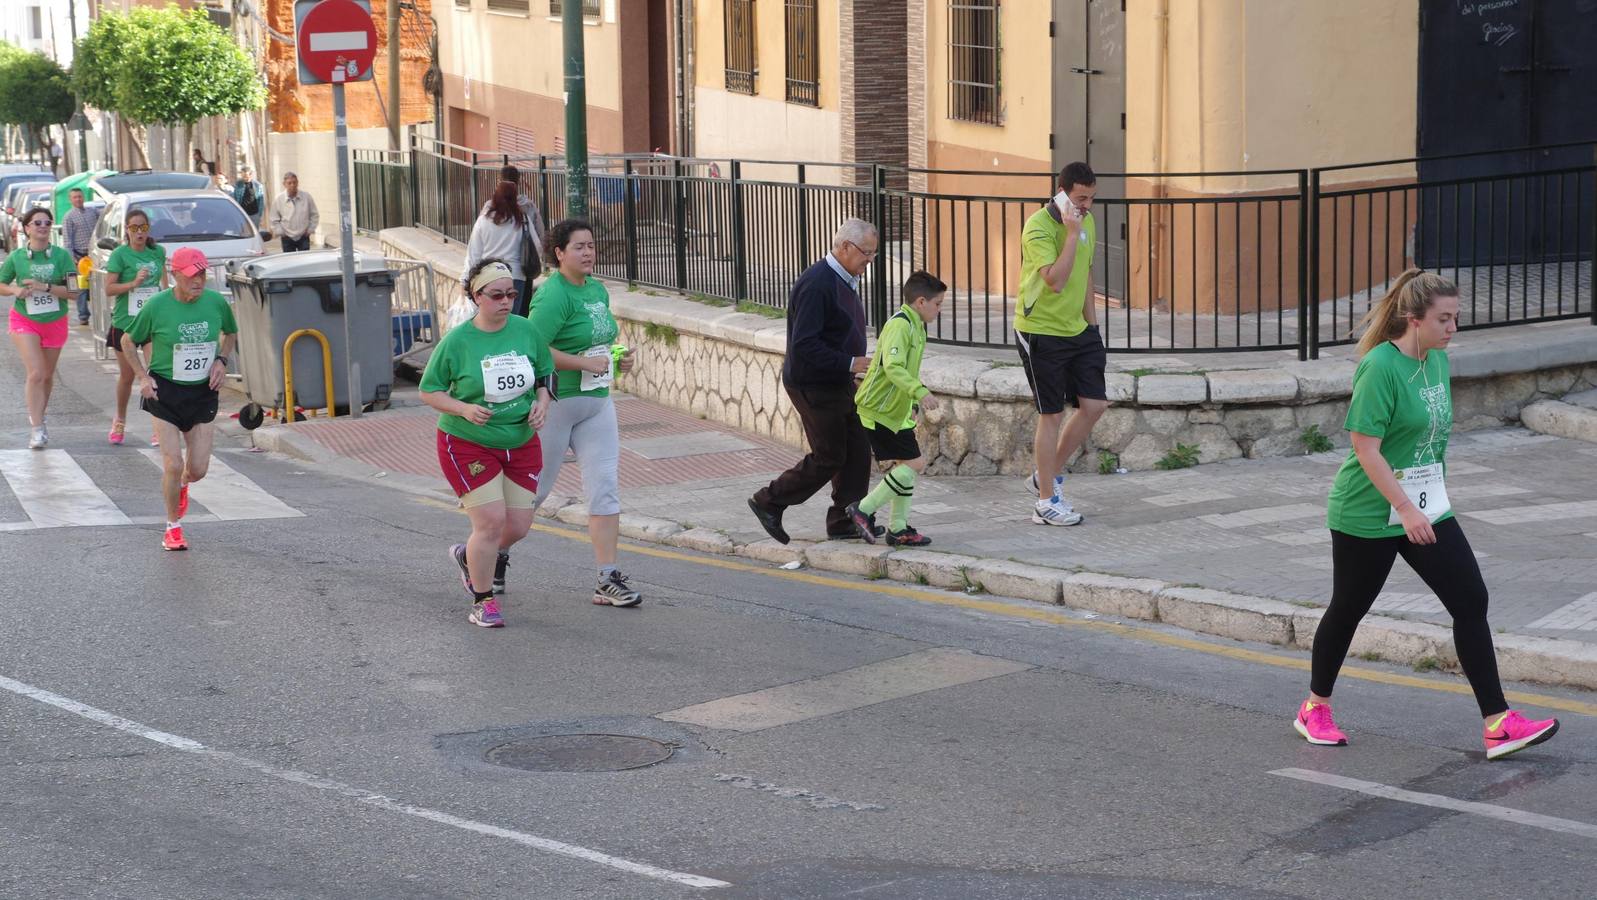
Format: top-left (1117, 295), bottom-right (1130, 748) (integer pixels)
top-left (333, 79), bottom-right (362, 419)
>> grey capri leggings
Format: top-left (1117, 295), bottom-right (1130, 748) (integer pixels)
top-left (534, 395), bottom-right (621, 516)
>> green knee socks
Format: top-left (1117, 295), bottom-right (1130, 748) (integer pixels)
top-left (860, 464), bottom-right (916, 531)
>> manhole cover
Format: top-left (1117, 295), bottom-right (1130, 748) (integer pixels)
top-left (484, 734), bottom-right (674, 772)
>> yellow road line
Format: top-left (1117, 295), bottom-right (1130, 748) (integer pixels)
top-left (415, 497), bottom-right (1597, 717)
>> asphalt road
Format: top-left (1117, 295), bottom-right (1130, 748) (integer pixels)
top-left (3, 331), bottom-right (1595, 899)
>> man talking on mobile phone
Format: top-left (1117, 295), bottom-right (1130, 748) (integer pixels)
top-left (1014, 162), bottom-right (1108, 527)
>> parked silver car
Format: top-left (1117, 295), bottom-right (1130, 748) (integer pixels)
top-left (0, 175), bottom-right (56, 250)
top-left (89, 189), bottom-right (268, 308)
top-left (5, 185), bottom-right (56, 249)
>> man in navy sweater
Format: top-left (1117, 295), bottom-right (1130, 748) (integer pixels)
top-left (748, 219), bottom-right (879, 543)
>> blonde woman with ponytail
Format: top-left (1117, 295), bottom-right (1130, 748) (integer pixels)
top-left (1294, 269), bottom-right (1559, 759)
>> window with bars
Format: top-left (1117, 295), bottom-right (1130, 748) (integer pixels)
top-left (486, 0), bottom-right (529, 12)
top-left (724, 0), bottom-right (757, 95)
top-left (784, 1), bottom-right (818, 106)
top-left (949, 1), bottom-right (1001, 124)
top-left (549, 0), bottom-right (601, 17)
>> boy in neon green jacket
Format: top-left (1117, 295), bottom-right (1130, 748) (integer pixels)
top-left (846, 271), bottom-right (946, 546)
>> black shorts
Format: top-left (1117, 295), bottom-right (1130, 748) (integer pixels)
top-left (107, 325), bottom-right (125, 351)
top-left (866, 421), bottom-right (921, 462)
top-left (141, 372), bottom-right (219, 433)
top-left (1015, 326), bottom-right (1108, 414)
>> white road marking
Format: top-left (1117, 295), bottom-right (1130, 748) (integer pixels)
top-left (0, 449), bottom-right (131, 528)
top-left (1525, 593), bottom-right (1597, 632)
top-left (1271, 768), bottom-right (1597, 841)
top-left (0, 673), bottom-right (729, 890)
top-left (139, 449), bottom-right (302, 520)
top-left (658, 647), bottom-right (1032, 733)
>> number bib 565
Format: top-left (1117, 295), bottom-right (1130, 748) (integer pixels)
top-left (25, 290), bottom-right (56, 316)
top-left (481, 352), bottom-right (534, 404)
top-left (1388, 462), bottom-right (1451, 526)
top-left (173, 341), bottom-right (217, 383)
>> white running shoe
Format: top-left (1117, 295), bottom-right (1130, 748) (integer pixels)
top-left (1032, 497), bottom-right (1083, 526)
top-left (1025, 471), bottom-right (1065, 499)
top-left (27, 427), bottom-right (46, 450)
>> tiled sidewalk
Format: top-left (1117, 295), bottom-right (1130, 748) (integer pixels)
top-left (266, 393), bottom-right (1597, 648)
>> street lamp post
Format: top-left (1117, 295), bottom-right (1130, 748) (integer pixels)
top-left (66, 0), bottom-right (90, 173)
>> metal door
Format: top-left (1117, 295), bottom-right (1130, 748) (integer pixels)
top-left (1416, 0), bottom-right (1597, 267)
top-left (1052, 0), bottom-right (1126, 299)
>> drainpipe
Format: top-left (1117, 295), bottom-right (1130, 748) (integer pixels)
top-left (1150, 0), bottom-right (1170, 310)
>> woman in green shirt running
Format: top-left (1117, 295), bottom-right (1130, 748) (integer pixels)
top-left (1, 206), bottom-right (78, 449)
top-left (1294, 269), bottom-right (1558, 760)
top-left (102, 208), bottom-right (168, 445)
top-left (526, 219), bottom-right (643, 608)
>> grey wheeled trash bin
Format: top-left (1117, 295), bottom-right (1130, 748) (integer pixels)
top-left (227, 250), bottom-right (394, 419)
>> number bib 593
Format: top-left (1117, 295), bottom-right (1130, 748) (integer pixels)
top-left (1387, 462), bottom-right (1451, 526)
top-left (173, 341), bottom-right (217, 383)
top-left (481, 352), bottom-right (534, 404)
top-left (25, 290), bottom-right (56, 315)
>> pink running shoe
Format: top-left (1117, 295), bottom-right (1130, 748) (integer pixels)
top-left (1484, 710), bottom-right (1559, 760)
top-left (1293, 700), bottom-right (1348, 746)
top-left (469, 598), bottom-right (505, 628)
top-left (108, 419), bottom-right (125, 445)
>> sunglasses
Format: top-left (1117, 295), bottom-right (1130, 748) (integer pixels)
top-left (480, 289), bottom-right (518, 301)
top-left (27, 219), bottom-right (51, 228)
top-left (127, 224), bottom-right (149, 233)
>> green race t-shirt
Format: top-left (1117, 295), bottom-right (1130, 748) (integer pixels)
top-left (526, 272), bottom-right (619, 399)
top-left (106, 244), bottom-right (167, 332)
top-left (124, 288), bottom-right (238, 384)
top-left (1014, 205), bottom-right (1096, 338)
top-left (420, 315), bottom-right (554, 450)
top-left (1325, 341), bottom-right (1454, 538)
top-left (0, 245), bottom-right (76, 323)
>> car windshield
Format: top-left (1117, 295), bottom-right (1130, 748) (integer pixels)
top-left (96, 172), bottom-right (213, 194)
top-left (7, 184), bottom-right (51, 208)
top-left (140, 197), bottom-right (252, 242)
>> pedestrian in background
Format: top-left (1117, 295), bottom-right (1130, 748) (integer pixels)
top-left (61, 188), bottom-right (101, 326)
top-left (747, 218), bottom-right (878, 544)
top-left (1015, 161), bottom-right (1108, 527)
top-left (846, 270), bottom-right (946, 547)
top-left (465, 178), bottom-right (534, 317)
top-left (482, 165), bottom-right (545, 304)
top-left (1295, 269), bottom-right (1559, 760)
top-left (232, 166), bottom-right (267, 230)
top-left (269, 172), bottom-right (318, 253)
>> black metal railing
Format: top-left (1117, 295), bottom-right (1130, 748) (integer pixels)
top-left (351, 138), bottom-right (1596, 357)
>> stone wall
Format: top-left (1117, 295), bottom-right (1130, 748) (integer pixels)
top-left (376, 226), bottom-right (1597, 473)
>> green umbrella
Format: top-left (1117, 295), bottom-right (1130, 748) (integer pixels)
top-left (53, 169), bottom-right (115, 220)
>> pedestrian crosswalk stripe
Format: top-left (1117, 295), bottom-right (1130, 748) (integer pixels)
top-left (0, 449), bottom-right (132, 529)
top-left (137, 450), bottom-right (302, 521)
top-left (0, 449), bottom-right (299, 531)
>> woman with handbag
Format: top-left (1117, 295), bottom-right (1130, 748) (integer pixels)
top-left (465, 171), bottom-right (543, 318)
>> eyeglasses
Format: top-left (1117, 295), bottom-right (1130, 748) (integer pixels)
top-left (27, 220), bottom-right (50, 228)
top-left (127, 224), bottom-right (149, 233)
top-left (847, 240), bottom-right (878, 260)
top-left (481, 289), bottom-right (518, 301)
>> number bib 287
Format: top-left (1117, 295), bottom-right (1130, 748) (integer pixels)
top-left (1388, 462), bottom-right (1451, 526)
top-left (25, 290), bottom-right (56, 316)
top-left (172, 341), bottom-right (217, 383)
top-left (481, 352), bottom-right (534, 404)
top-left (129, 285), bottom-right (157, 316)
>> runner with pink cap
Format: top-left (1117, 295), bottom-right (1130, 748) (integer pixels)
top-left (120, 247), bottom-right (238, 551)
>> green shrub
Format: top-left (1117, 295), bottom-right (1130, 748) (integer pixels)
top-left (1154, 443), bottom-right (1201, 470)
top-left (1097, 450), bottom-right (1120, 475)
top-left (643, 322), bottom-right (679, 347)
top-left (1300, 424), bottom-right (1334, 454)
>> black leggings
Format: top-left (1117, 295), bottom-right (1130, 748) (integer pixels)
top-left (1311, 518), bottom-right (1508, 717)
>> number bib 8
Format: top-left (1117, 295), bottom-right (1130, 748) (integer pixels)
top-left (25, 290), bottom-right (56, 315)
top-left (481, 352), bottom-right (534, 404)
top-left (172, 341), bottom-right (217, 383)
top-left (129, 285), bottom-right (157, 316)
top-left (1387, 462), bottom-right (1451, 526)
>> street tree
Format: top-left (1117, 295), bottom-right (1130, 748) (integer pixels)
top-left (0, 44), bottom-right (75, 164)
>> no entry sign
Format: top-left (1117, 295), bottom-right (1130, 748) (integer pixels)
top-left (295, 0), bottom-right (377, 85)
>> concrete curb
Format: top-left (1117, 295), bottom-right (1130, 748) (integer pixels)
top-left (254, 425), bottom-right (1597, 692)
top-left (1521, 399), bottom-right (1597, 444)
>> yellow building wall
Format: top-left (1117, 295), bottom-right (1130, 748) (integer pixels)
top-left (438, 3), bottom-right (626, 152)
top-left (691, 0), bottom-right (844, 176)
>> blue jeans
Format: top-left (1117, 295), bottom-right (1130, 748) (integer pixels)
top-left (76, 289), bottom-right (90, 322)
top-left (280, 234), bottom-right (311, 253)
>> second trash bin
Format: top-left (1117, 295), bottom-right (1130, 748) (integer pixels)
top-left (228, 250), bottom-right (395, 417)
